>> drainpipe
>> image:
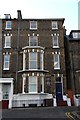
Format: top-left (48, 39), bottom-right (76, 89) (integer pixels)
top-left (15, 10), bottom-right (22, 93)
top-left (0, 19), bottom-right (2, 78)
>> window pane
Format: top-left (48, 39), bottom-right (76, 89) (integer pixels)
top-left (4, 55), bottom-right (10, 70)
top-left (40, 52), bottom-right (43, 70)
top-left (29, 36), bottom-right (38, 46)
top-left (6, 21), bottom-right (12, 29)
top-left (53, 35), bottom-right (58, 47)
top-left (29, 76), bottom-right (37, 93)
top-left (30, 77), bottom-right (36, 84)
top-left (30, 61), bottom-right (37, 69)
top-left (30, 52), bottom-right (37, 60)
top-left (54, 54), bottom-right (60, 69)
top-left (29, 52), bottom-right (37, 69)
top-left (5, 62), bottom-right (9, 68)
top-left (5, 36), bottom-right (11, 48)
top-left (30, 21), bottom-right (37, 29)
top-left (52, 21), bottom-right (58, 29)
top-left (54, 54), bottom-right (58, 61)
top-left (29, 84), bottom-right (36, 92)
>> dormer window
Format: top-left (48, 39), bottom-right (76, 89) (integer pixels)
top-left (4, 14), bottom-right (11, 19)
top-left (72, 32), bottom-right (80, 38)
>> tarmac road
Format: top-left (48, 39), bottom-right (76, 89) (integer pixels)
top-left (1, 106), bottom-right (78, 120)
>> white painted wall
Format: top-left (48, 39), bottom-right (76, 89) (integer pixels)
top-left (12, 93), bottom-right (53, 107)
top-left (0, 78), bottom-right (13, 108)
top-left (0, 84), bottom-right (2, 101)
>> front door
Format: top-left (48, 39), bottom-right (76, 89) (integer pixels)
top-left (2, 84), bottom-right (10, 109)
top-left (55, 77), bottom-right (63, 105)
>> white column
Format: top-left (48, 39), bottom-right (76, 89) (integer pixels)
top-left (41, 75), bottom-right (44, 93)
top-left (22, 73), bottom-right (26, 94)
top-left (42, 76), bottom-right (44, 93)
top-left (42, 52), bottom-right (44, 70)
top-left (9, 79), bottom-right (13, 109)
top-left (23, 50), bottom-right (26, 71)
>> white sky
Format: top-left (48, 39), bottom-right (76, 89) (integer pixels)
top-left (0, 0), bottom-right (79, 34)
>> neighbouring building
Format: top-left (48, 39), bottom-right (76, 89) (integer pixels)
top-left (78, 1), bottom-right (80, 30)
top-left (1, 10), bottom-right (67, 107)
top-left (65, 30), bottom-right (80, 96)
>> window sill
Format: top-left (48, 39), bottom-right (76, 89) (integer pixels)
top-left (5, 28), bottom-right (12, 30)
top-left (52, 28), bottom-right (58, 30)
top-left (4, 47), bottom-right (11, 49)
top-left (30, 28), bottom-right (37, 30)
top-left (53, 46), bottom-right (59, 48)
top-left (3, 68), bottom-right (9, 70)
top-left (28, 92), bottom-right (38, 94)
top-left (54, 68), bottom-right (60, 70)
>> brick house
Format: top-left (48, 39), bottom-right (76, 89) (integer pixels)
top-left (65, 30), bottom-right (80, 95)
top-left (1, 10), bottom-right (67, 107)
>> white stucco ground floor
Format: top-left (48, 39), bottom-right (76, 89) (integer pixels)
top-left (0, 78), bottom-right (13, 109)
top-left (12, 93), bottom-right (53, 107)
top-left (0, 78), bottom-right (80, 109)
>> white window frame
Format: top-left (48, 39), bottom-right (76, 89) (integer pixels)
top-left (5, 14), bottom-right (11, 19)
top-left (40, 52), bottom-right (44, 70)
top-left (5, 21), bottom-right (12, 29)
top-left (53, 34), bottom-right (59, 48)
top-left (29, 36), bottom-right (38, 46)
top-left (30, 21), bottom-right (37, 30)
top-left (54, 54), bottom-right (60, 69)
top-left (52, 21), bottom-right (58, 29)
top-left (29, 52), bottom-right (37, 70)
top-left (3, 54), bottom-right (10, 70)
top-left (72, 32), bottom-right (80, 38)
top-left (28, 76), bottom-right (37, 93)
top-left (4, 35), bottom-right (11, 48)
top-left (40, 75), bottom-right (44, 93)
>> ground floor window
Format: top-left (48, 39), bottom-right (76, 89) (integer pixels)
top-left (29, 76), bottom-right (37, 93)
top-left (2, 84), bottom-right (9, 99)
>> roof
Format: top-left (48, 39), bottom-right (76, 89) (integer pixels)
top-left (2, 18), bottom-right (65, 24)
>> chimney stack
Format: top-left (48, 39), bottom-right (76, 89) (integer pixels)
top-left (17, 10), bottom-right (22, 19)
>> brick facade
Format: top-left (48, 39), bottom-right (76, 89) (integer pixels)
top-left (2, 11), bottom-right (67, 96)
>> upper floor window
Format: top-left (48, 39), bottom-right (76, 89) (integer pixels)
top-left (53, 34), bottom-right (59, 48)
top-left (29, 52), bottom-right (37, 69)
top-left (4, 35), bottom-right (11, 48)
top-left (3, 54), bottom-right (10, 70)
top-left (29, 36), bottom-right (38, 46)
top-left (40, 52), bottom-right (44, 70)
top-left (30, 21), bottom-right (37, 30)
top-left (54, 53), bottom-right (60, 69)
top-left (52, 21), bottom-right (58, 29)
top-left (6, 21), bottom-right (12, 29)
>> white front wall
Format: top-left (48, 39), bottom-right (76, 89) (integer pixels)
top-left (0, 84), bottom-right (2, 101)
top-left (0, 78), bottom-right (13, 108)
top-left (12, 93), bottom-right (53, 107)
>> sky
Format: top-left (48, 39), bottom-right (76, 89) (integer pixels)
top-left (0, 0), bottom-right (79, 34)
